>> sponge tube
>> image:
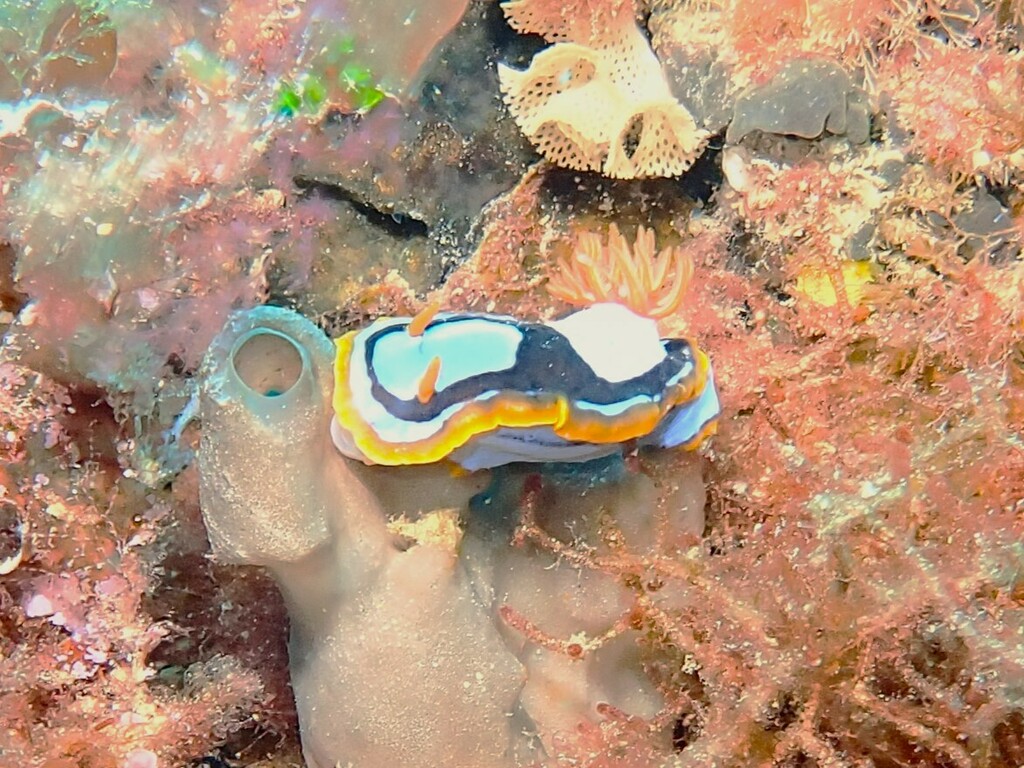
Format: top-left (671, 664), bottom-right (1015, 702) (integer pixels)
top-left (198, 306), bottom-right (337, 565)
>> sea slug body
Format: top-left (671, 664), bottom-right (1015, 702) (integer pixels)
top-left (332, 302), bottom-right (720, 470)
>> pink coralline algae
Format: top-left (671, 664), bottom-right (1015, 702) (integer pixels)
top-left (0, 0), bottom-right (1023, 766)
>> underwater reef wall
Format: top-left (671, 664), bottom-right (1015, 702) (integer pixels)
top-left (0, 0), bottom-right (1023, 766)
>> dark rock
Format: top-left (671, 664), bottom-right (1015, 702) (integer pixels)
top-left (726, 58), bottom-right (871, 145)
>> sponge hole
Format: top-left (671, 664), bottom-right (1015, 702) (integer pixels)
top-left (232, 330), bottom-right (303, 398)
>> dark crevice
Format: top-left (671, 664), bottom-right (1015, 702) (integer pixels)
top-left (622, 114), bottom-right (644, 160)
top-left (486, 0), bottom-right (545, 68)
top-left (675, 134), bottom-right (723, 206)
top-left (672, 712), bottom-right (700, 751)
top-left (293, 178), bottom-right (429, 240)
top-left (0, 242), bottom-right (29, 316)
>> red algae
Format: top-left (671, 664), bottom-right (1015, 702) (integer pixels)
top-left (437, 167), bottom-right (552, 315)
top-left (0, 364), bottom-right (271, 766)
top-left (0, 1), bottom-right (469, 764)
top-left (489, 1), bottom-right (1024, 764)
top-left (880, 42), bottom-right (1024, 180)
top-left (2, 0), bottom-right (1024, 766)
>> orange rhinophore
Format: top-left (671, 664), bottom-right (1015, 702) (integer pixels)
top-left (417, 356), bottom-right (442, 404)
top-left (408, 301), bottom-right (442, 337)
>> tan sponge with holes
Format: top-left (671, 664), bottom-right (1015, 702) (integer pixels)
top-left (498, 3), bottom-right (709, 179)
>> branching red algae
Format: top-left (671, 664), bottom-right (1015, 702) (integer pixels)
top-left (0, 0), bottom-right (1023, 765)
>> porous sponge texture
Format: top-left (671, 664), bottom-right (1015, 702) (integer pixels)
top-left (498, 9), bottom-right (708, 179)
top-left (501, 0), bottom-right (635, 44)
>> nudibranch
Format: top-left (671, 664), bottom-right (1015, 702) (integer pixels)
top-left (331, 302), bottom-right (719, 471)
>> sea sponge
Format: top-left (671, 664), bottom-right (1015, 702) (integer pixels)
top-left (198, 306), bottom-right (531, 768)
top-left (498, 2), bottom-right (709, 179)
top-left (198, 305), bottom-right (711, 766)
top-left (501, 0), bottom-right (635, 45)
